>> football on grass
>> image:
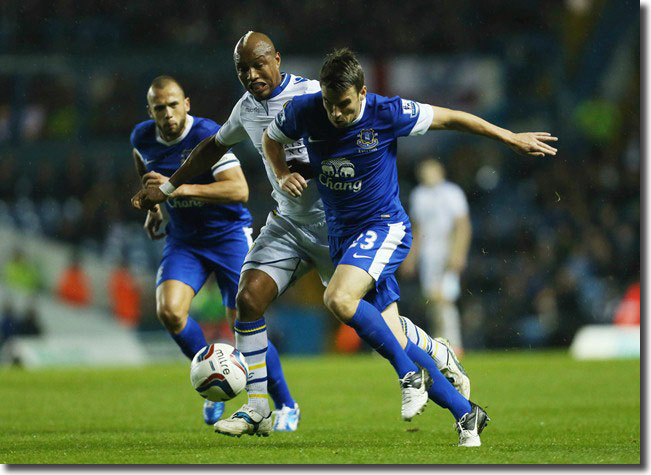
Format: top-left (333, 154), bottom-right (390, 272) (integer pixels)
top-left (190, 343), bottom-right (249, 402)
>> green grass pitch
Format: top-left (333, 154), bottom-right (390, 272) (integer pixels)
top-left (0, 350), bottom-right (640, 464)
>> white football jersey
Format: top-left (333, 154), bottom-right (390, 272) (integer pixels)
top-left (215, 73), bottom-right (323, 223)
top-left (410, 181), bottom-right (469, 259)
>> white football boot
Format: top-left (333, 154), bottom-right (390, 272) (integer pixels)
top-left (214, 404), bottom-right (272, 437)
top-left (400, 367), bottom-right (431, 421)
top-left (434, 337), bottom-right (471, 400)
top-left (456, 402), bottom-right (490, 447)
top-left (272, 403), bottom-right (301, 432)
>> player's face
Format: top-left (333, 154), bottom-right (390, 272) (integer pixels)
top-left (235, 49), bottom-right (282, 100)
top-left (321, 85), bottom-right (367, 128)
top-left (418, 160), bottom-right (444, 186)
top-left (147, 84), bottom-right (190, 141)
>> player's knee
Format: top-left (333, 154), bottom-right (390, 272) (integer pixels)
top-left (323, 286), bottom-right (356, 322)
top-left (236, 288), bottom-right (265, 322)
top-left (156, 303), bottom-right (186, 334)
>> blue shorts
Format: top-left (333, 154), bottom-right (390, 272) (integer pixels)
top-left (328, 221), bottom-right (412, 312)
top-left (157, 228), bottom-right (252, 309)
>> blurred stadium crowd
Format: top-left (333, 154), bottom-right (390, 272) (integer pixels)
top-left (0, 0), bottom-right (640, 350)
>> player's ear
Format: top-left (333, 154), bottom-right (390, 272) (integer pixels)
top-left (185, 96), bottom-right (191, 112)
top-left (146, 105), bottom-right (153, 119)
top-left (359, 85), bottom-right (367, 100)
top-left (275, 52), bottom-right (281, 68)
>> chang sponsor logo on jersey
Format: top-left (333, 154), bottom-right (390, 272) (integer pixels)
top-left (168, 197), bottom-right (205, 208)
top-left (318, 157), bottom-right (362, 193)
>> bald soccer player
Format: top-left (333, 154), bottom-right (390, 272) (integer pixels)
top-left (130, 75), bottom-right (299, 430)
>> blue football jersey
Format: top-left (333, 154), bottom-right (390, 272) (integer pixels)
top-left (130, 115), bottom-right (252, 244)
top-left (267, 92), bottom-right (433, 237)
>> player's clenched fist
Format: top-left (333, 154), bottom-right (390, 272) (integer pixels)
top-left (142, 171), bottom-right (170, 189)
top-left (279, 172), bottom-right (308, 197)
top-left (131, 186), bottom-right (166, 210)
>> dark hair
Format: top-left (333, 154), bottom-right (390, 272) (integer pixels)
top-left (319, 48), bottom-right (364, 93)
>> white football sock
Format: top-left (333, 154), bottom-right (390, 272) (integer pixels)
top-left (234, 318), bottom-right (271, 416)
top-left (399, 315), bottom-right (448, 369)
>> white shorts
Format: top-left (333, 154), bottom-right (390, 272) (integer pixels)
top-left (241, 211), bottom-right (334, 295)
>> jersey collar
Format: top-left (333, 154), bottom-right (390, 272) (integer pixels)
top-left (156, 115), bottom-right (194, 146)
top-left (349, 97), bottom-right (367, 127)
top-left (268, 73), bottom-right (290, 99)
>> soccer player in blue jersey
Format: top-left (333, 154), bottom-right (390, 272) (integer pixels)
top-left (132, 33), bottom-right (471, 437)
top-left (262, 48), bottom-right (557, 446)
top-left (130, 76), bottom-right (299, 429)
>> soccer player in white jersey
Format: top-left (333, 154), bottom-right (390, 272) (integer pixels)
top-left (132, 32), bottom-right (470, 437)
top-left (402, 158), bottom-right (471, 356)
top-left (263, 48), bottom-right (557, 446)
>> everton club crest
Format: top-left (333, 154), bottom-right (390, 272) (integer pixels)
top-left (356, 128), bottom-right (378, 150)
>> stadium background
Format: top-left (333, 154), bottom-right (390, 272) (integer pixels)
top-left (0, 0), bottom-right (640, 364)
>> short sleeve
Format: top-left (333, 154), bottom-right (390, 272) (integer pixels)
top-left (211, 152), bottom-right (241, 177)
top-left (392, 98), bottom-right (433, 138)
top-left (215, 102), bottom-right (248, 147)
top-left (266, 99), bottom-right (302, 145)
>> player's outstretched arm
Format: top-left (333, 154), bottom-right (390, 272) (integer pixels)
top-left (429, 106), bottom-right (558, 157)
top-left (262, 130), bottom-right (307, 198)
top-left (131, 134), bottom-right (230, 210)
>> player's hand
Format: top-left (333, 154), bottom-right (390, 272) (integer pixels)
top-left (131, 186), bottom-right (167, 211)
top-left (508, 132), bottom-right (558, 157)
top-left (279, 172), bottom-right (308, 197)
top-left (142, 171), bottom-right (176, 192)
top-left (144, 204), bottom-right (165, 240)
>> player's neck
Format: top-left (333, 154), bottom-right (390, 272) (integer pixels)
top-left (160, 130), bottom-right (180, 142)
top-left (348, 97), bottom-right (367, 128)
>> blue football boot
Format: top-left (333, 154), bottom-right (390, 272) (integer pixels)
top-left (203, 400), bottom-right (225, 425)
top-left (272, 403), bottom-right (301, 432)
